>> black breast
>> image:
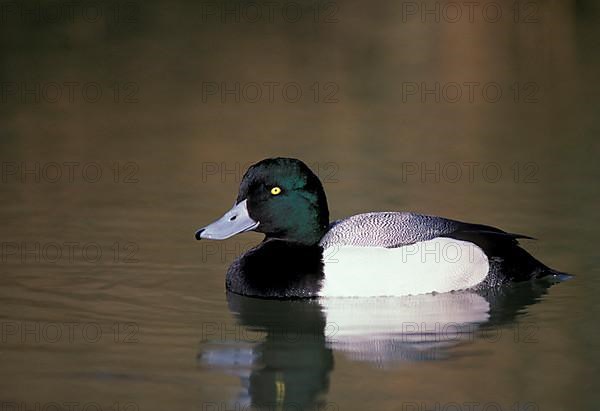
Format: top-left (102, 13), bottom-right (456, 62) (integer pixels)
top-left (226, 239), bottom-right (325, 298)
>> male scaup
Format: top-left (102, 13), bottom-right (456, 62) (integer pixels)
top-left (195, 157), bottom-right (568, 298)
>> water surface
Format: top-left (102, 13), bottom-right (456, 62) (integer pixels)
top-left (1, 0), bottom-right (599, 410)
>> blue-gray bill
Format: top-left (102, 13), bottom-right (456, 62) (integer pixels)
top-left (195, 199), bottom-right (259, 240)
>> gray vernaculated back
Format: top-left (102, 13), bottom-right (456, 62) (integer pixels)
top-left (319, 212), bottom-right (466, 249)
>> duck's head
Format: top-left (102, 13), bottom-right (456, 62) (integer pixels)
top-left (195, 158), bottom-right (329, 246)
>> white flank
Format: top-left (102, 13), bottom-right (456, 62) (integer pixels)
top-left (318, 238), bottom-right (489, 297)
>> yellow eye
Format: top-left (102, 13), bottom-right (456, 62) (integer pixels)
top-left (270, 186), bottom-right (282, 195)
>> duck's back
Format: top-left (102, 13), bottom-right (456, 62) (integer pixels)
top-left (320, 212), bottom-right (469, 248)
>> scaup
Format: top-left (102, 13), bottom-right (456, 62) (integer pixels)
top-left (195, 157), bottom-right (568, 298)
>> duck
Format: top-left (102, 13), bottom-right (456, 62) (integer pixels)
top-left (195, 157), bottom-right (568, 299)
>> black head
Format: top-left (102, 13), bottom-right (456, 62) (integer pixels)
top-left (196, 158), bottom-right (329, 246)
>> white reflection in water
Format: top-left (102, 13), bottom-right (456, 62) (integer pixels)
top-left (320, 292), bottom-right (490, 365)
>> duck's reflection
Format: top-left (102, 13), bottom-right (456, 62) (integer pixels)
top-left (201, 297), bottom-right (333, 410)
top-left (199, 279), bottom-right (559, 410)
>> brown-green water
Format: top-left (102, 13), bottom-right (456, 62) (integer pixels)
top-left (1, 0), bottom-right (599, 410)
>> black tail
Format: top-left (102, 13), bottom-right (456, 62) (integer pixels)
top-left (443, 228), bottom-right (571, 285)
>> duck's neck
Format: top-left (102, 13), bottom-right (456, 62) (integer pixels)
top-left (265, 223), bottom-right (328, 246)
top-left (266, 209), bottom-right (329, 246)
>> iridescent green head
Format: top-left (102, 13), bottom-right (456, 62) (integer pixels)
top-left (196, 158), bottom-right (329, 246)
